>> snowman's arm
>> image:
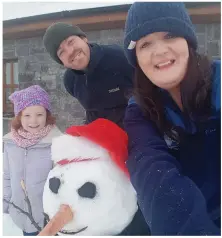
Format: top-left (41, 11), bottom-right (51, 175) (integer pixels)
top-left (3, 145), bottom-right (12, 214)
top-left (124, 103), bottom-right (219, 235)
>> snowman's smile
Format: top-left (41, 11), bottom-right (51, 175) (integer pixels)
top-left (59, 226), bottom-right (88, 235)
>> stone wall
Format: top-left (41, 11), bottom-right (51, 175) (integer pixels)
top-left (195, 24), bottom-right (221, 59)
top-left (3, 23), bottom-right (221, 132)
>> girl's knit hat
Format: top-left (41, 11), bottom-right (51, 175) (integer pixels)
top-left (124, 2), bottom-right (198, 67)
top-left (9, 85), bottom-right (51, 116)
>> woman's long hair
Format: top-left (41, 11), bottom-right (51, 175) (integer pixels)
top-left (134, 47), bottom-right (213, 141)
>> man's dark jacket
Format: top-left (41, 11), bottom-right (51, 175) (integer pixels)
top-left (63, 43), bottom-right (134, 128)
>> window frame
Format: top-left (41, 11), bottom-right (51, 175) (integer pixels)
top-left (3, 58), bottom-right (19, 115)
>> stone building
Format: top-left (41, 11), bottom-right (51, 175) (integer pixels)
top-left (3, 3), bottom-right (221, 132)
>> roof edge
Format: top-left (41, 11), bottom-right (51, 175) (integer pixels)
top-left (3, 2), bottom-right (220, 27)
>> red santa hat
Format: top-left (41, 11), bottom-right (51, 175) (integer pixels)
top-left (60, 119), bottom-right (129, 176)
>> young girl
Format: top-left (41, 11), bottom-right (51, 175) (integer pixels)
top-left (3, 85), bottom-right (62, 236)
top-left (123, 2), bottom-right (220, 235)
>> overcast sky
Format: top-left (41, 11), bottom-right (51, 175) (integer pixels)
top-left (3, 2), bottom-right (130, 21)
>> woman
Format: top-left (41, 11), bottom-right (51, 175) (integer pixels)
top-left (123, 2), bottom-right (220, 235)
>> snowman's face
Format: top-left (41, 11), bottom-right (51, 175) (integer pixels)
top-left (43, 136), bottom-right (138, 236)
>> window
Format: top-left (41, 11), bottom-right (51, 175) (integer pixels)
top-left (3, 59), bottom-right (19, 116)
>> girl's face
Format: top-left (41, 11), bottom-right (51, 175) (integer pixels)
top-left (21, 105), bottom-right (47, 133)
top-left (136, 32), bottom-right (189, 91)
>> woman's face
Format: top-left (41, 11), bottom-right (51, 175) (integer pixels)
top-left (136, 32), bottom-right (189, 90)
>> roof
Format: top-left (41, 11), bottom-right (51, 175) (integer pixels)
top-left (3, 2), bottom-right (221, 40)
top-left (3, 2), bottom-right (220, 26)
top-left (3, 4), bottom-right (130, 27)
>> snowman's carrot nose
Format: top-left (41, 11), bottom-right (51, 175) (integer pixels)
top-left (38, 204), bottom-right (73, 236)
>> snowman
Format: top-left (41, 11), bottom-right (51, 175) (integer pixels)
top-left (39, 119), bottom-right (149, 236)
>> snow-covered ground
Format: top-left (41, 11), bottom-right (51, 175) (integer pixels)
top-left (3, 214), bottom-right (22, 236)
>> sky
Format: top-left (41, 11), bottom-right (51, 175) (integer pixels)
top-left (3, 2), bottom-right (130, 21)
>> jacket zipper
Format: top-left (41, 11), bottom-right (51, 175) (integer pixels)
top-left (23, 148), bottom-right (28, 231)
top-left (24, 148), bottom-right (27, 183)
top-left (85, 74), bottom-right (88, 86)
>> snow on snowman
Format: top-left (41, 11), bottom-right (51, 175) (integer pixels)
top-left (39, 119), bottom-right (149, 236)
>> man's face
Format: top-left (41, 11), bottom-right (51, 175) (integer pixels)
top-left (57, 36), bottom-right (90, 70)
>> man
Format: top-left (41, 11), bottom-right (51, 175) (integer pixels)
top-left (43, 22), bottom-right (134, 128)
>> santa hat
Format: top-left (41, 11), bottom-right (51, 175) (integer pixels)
top-left (56, 119), bottom-right (129, 176)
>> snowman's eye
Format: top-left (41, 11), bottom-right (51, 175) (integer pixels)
top-left (78, 182), bottom-right (97, 199)
top-left (49, 177), bottom-right (61, 194)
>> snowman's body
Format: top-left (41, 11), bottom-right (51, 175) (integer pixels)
top-left (43, 134), bottom-right (140, 235)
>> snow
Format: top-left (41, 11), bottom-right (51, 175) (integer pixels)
top-left (3, 214), bottom-right (22, 236)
